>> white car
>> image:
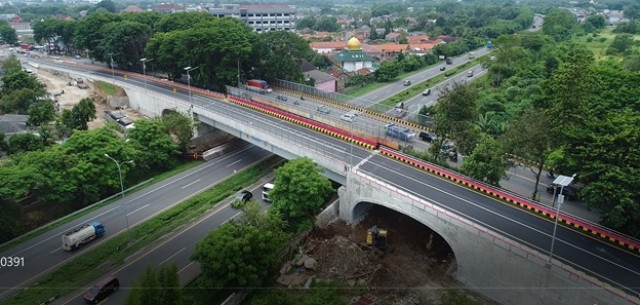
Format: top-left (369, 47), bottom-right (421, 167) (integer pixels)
top-left (341, 110), bottom-right (359, 122)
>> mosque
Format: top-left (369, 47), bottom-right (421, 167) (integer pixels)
top-left (331, 37), bottom-right (374, 73)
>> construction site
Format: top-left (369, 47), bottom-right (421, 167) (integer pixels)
top-left (278, 205), bottom-right (498, 305)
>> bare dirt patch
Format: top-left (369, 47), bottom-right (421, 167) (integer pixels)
top-left (33, 67), bottom-right (143, 130)
top-left (280, 206), bottom-right (497, 305)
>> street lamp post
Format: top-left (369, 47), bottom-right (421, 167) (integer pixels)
top-left (109, 53), bottom-right (119, 85)
top-left (547, 174), bottom-right (576, 265)
top-left (184, 66), bottom-right (199, 106)
top-left (140, 58), bottom-right (153, 90)
top-left (104, 154), bottom-right (134, 246)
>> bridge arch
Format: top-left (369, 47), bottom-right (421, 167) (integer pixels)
top-left (351, 200), bottom-right (457, 266)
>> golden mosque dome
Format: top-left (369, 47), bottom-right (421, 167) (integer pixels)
top-left (347, 37), bottom-right (361, 50)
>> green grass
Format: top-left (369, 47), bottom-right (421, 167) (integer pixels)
top-left (572, 28), bottom-right (640, 60)
top-left (2, 155), bottom-right (282, 305)
top-left (371, 57), bottom-right (484, 110)
top-left (0, 160), bottom-right (204, 254)
top-left (345, 60), bottom-right (447, 97)
top-left (94, 80), bottom-right (121, 95)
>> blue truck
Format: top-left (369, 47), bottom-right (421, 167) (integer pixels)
top-left (385, 124), bottom-right (415, 142)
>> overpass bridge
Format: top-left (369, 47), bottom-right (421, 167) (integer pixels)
top-left (19, 58), bottom-right (640, 305)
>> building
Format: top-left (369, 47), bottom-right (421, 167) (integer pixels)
top-left (209, 4), bottom-right (295, 32)
top-left (304, 70), bottom-right (337, 93)
top-left (122, 5), bottom-right (144, 13)
top-left (332, 37), bottom-right (373, 73)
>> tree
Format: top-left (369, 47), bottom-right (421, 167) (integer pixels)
top-left (431, 83), bottom-right (479, 158)
top-left (126, 266), bottom-right (161, 305)
top-left (62, 98), bottom-right (96, 131)
top-left (461, 134), bottom-right (507, 186)
top-left (624, 4), bottom-right (640, 20)
top-left (296, 16), bottom-right (316, 30)
top-left (155, 12), bottom-right (217, 33)
top-left (99, 21), bottom-right (152, 69)
top-left (125, 264), bottom-right (181, 305)
top-left (251, 31), bottom-right (311, 83)
top-left (192, 213), bottom-right (289, 288)
top-left (542, 9), bottom-right (578, 41)
top-left (0, 88), bottom-right (39, 114)
top-left (606, 34), bottom-right (634, 55)
top-left (74, 12), bottom-right (121, 59)
top-left (374, 60), bottom-right (401, 82)
top-left (584, 15), bottom-right (605, 31)
top-left (127, 120), bottom-right (180, 170)
top-left (571, 110), bottom-right (640, 238)
top-left (1, 55), bottom-right (22, 74)
top-left (8, 133), bottom-right (44, 154)
top-left (94, 0), bottom-right (117, 13)
top-left (161, 111), bottom-right (193, 151)
top-left (314, 16), bottom-right (340, 32)
top-left (622, 54), bottom-right (640, 71)
top-left (0, 131), bottom-right (8, 154)
top-left (501, 111), bottom-right (555, 200)
top-left (268, 157), bottom-right (334, 227)
top-left (1, 70), bottom-right (45, 96)
top-left (0, 22), bottom-right (18, 45)
top-left (28, 101), bottom-right (56, 126)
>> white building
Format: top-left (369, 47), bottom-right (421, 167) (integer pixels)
top-left (209, 4), bottom-right (296, 32)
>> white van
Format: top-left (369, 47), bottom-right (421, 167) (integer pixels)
top-left (262, 183), bottom-right (274, 202)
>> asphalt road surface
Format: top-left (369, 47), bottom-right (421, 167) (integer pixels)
top-left (14, 56), bottom-right (640, 296)
top-left (55, 180), bottom-right (273, 305)
top-left (350, 46), bottom-right (492, 107)
top-left (0, 144), bottom-right (271, 301)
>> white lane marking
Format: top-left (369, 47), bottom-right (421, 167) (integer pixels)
top-left (226, 159), bottom-right (242, 168)
top-left (178, 261), bottom-right (195, 274)
top-left (181, 179), bottom-right (201, 190)
top-left (160, 247), bottom-right (186, 266)
top-left (129, 145), bottom-right (256, 202)
top-left (10, 206), bottom-right (119, 257)
top-left (126, 204), bottom-right (149, 217)
top-left (49, 248), bottom-right (61, 254)
top-left (365, 160), bottom-right (640, 277)
top-left (355, 151), bottom-right (377, 170)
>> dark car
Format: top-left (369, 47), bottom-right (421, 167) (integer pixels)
top-left (84, 276), bottom-right (119, 304)
top-left (235, 190), bottom-right (253, 203)
top-left (439, 66), bottom-right (446, 71)
top-left (419, 131), bottom-right (437, 142)
top-left (546, 183), bottom-right (579, 201)
top-left (276, 95), bottom-right (288, 102)
top-left (422, 88), bottom-right (432, 96)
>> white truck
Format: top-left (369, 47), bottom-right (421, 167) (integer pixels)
top-left (62, 221), bottom-right (105, 251)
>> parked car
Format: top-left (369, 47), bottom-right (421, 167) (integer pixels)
top-left (403, 80), bottom-right (412, 86)
top-left (84, 276), bottom-right (119, 304)
top-left (546, 183), bottom-right (580, 201)
top-left (419, 131), bottom-right (437, 142)
top-left (439, 66), bottom-right (446, 71)
top-left (422, 88), bottom-right (431, 96)
top-left (317, 106), bottom-right (331, 114)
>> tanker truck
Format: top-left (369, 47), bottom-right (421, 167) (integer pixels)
top-left (61, 221), bottom-right (105, 251)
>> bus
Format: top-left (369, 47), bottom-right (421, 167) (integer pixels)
top-left (262, 183), bottom-right (274, 202)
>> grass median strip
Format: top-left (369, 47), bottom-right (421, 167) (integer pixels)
top-left (3, 155), bottom-right (282, 305)
top-left (371, 57), bottom-right (485, 110)
top-left (0, 160), bottom-right (204, 254)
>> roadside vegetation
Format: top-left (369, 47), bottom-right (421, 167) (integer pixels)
top-left (411, 8), bottom-right (640, 238)
top-left (1, 155), bottom-right (281, 305)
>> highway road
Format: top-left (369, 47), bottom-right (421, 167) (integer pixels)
top-left (384, 65), bottom-right (488, 117)
top-left (14, 56), bottom-right (640, 297)
top-left (0, 143), bottom-right (272, 301)
top-left (350, 46), bottom-right (492, 107)
top-left (55, 180), bottom-right (273, 305)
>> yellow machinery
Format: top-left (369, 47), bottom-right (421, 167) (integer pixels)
top-left (366, 226), bottom-right (388, 255)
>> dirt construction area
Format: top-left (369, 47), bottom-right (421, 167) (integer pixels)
top-left (32, 66), bottom-right (142, 130)
top-left (279, 206), bottom-right (498, 305)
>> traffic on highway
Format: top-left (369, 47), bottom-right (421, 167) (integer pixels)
top-left (6, 48), bottom-right (640, 302)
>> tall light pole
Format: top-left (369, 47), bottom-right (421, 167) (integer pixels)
top-left (104, 154), bottom-right (134, 246)
top-left (547, 174), bottom-right (576, 266)
top-left (184, 66), bottom-right (199, 106)
top-left (109, 53), bottom-right (119, 85)
top-left (140, 58), bottom-right (153, 90)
